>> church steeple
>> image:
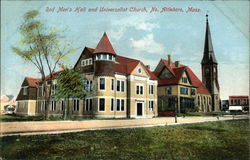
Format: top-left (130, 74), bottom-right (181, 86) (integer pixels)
top-left (201, 14), bottom-right (220, 112)
top-left (201, 14), bottom-right (217, 64)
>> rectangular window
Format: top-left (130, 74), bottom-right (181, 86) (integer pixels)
top-left (51, 84), bottom-right (56, 95)
top-left (41, 101), bottom-right (46, 111)
top-left (100, 78), bottom-right (105, 90)
top-left (23, 87), bottom-right (28, 95)
top-left (180, 87), bottom-right (188, 95)
top-left (191, 89), bottom-right (196, 95)
top-left (111, 79), bottom-right (114, 91)
top-left (111, 98), bottom-right (114, 111)
top-left (73, 99), bottom-right (79, 111)
top-left (85, 60), bottom-right (89, 65)
top-left (89, 59), bottom-right (92, 65)
top-left (81, 60), bottom-right (85, 66)
top-left (166, 87), bottom-right (172, 95)
top-left (103, 54), bottom-right (107, 60)
top-left (51, 101), bottom-right (56, 111)
top-left (85, 80), bottom-right (93, 92)
top-left (117, 80), bottom-right (120, 91)
top-left (85, 99), bottom-right (93, 112)
top-left (109, 55), bottom-right (112, 60)
top-left (121, 99), bottom-right (125, 111)
top-left (99, 98), bottom-right (105, 111)
top-left (149, 101), bottom-right (154, 111)
top-left (136, 85), bottom-right (144, 95)
top-left (140, 86), bottom-right (143, 95)
top-left (149, 85), bottom-right (154, 94)
top-left (61, 100), bottom-right (65, 111)
top-left (136, 86), bottom-right (140, 95)
top-left (121, 81), bottom-right (125, 92)
top-left (97, 54), bottom-right (101, 60)
top-left (117, 99), bottom-right (120, 111)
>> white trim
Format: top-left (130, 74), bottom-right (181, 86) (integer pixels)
top-left (115, 98), bottom-right (126, 112)
top-left (115, 74), bottom-right (127, 79)
top-left (16, 100), bottom-right (37, 102)
top-left (85, 98), bottom-right (93, 112)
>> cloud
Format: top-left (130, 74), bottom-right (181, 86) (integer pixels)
top-left (109, 14), bottom-right (159, 42)
top-left (130, 33), bottom-right (165, 54)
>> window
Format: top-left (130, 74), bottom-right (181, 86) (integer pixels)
top-left (191, 89), bottom-right (196, 95)
top-left (180, 87), bottom-right (188, 95)
top-left (149, 85), bottom-right (154, 94)
top-left (52, 84), bottom-right (56, 95)
top-left (41, 85), bottom-right (45, 96)
top-left (99, 78), bottom-right (105, 90)
top-left (51, 101), bottom-right (56, 111)
top-left (73, 99), bottom-right (79, 111)
top-left (109, 55), bottom-right (112, 60)
top-left (89, 59), bottom-right (92, 65)
top-left (41, 101), bottom-right (46, 111)
top-left (117, 99), bottom-right (120, 111)
top-left (121, 99), bottom-right (125, 111)
top-left (85, 80), bottom-right (93, 92)
top-left (121, 81), bottom-right (125, 92)
top-left (97, 54), bottom-right (101, 60)
top-left (116, 80), bottom-right (125, 92)
top-left (117, 80), bottom-right (120, 91)
top-left (99, 98), bottom-right (105, 111)
top-left (61, 100), bottom-right (65, 111)
top-left (136, 85), bottom-right (143, 95)
top-left (103, 54), bottom-right (107, 60)
top-left (182, 77), bottom-right (187, 83)
top-left (111, 98), bottom-right (114, 111)
top-left (111, 79), bottom-right (114, 91)
top-left (166, 87), bottom-right (172, 95)
top-left (81, 60), bottom-right (85, 66)
top-left (23, 87), bottom-right (28, 95)
top-left (85, 99), bottom-right (92, 112)
top-left (138, 68), bottom-right (142, 73)
top-left (198, 96), bottom-right (200, 105)
top-left (86, 60), bottom-right (89, 65)
top-left (116, 99), bottom-right (125, 111)
top-left (149, 101), bottom-right (154, 111)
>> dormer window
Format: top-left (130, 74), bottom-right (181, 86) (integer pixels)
top-left (103, 54), bottom-right (107, 60)
top-left (109, 55), bottom-right (112, 60)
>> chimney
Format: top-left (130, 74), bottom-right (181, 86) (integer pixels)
top-left (167, 55), bottom-right (171, 65)
top-left (146, 65), bottom-right (150, 70)
top-left (175, 61), bottom-right (180, 67)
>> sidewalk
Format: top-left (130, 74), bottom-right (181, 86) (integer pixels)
top-left (1, 115), bottom-right (248, 137)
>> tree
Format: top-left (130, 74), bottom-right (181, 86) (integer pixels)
top-left (12, 10), bottom-right (76, 119)
top-left (54, 68), bottom-right (88, 119)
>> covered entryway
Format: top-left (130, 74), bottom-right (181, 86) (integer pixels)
top-left (137, 103), bottom-right (143, 116)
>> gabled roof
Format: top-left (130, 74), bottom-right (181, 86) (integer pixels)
top-left (115, 55), bottom-right (157, 80)
top-left (154, 58), bottom-right (210, 94)
top-left (93, 32), bottom-right (116, 55)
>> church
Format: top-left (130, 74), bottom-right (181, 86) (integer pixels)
top-left (16, 15), bottom-right (220, 117)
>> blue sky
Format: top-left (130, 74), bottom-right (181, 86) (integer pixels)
top-left (1, 1), bottom-right (249, 100)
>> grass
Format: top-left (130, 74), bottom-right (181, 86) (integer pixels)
top-left (0, 119), bottom-right (249, 160)
top-left (0, 114), bottom-right (130, 122)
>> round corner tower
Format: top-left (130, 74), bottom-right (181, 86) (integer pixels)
top-left (93, 32), bottom-right (116, 77)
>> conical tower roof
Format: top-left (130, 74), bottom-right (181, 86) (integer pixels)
top-left (201, 15), bottom-right (217, 64)
top-left (93, 32), bottom-right (116, 55)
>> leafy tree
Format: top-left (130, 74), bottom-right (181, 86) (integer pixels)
top-left (54, 68), bottom-right (88, 119)
top-left (12, 10), bottom-right (76, 119)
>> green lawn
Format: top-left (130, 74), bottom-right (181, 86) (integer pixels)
top-left (0, 119), bottom-right (249, 160)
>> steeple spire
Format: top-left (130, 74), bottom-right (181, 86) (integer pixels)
top-left (93, 32), bottom-right (116, 55)
top-left (201, 14), bottom-right (217, 64)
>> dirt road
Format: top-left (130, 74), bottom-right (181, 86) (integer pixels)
top-left (1, 115), bottom-right (248, 137)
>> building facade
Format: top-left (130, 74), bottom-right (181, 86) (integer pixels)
top-left (16, 33), bottom-right (158, 118)
top-left (154, 56), bottom-right (212, 113)
top-left (229, 96), bottom-right (249, 111)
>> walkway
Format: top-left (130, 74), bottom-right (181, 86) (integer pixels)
top-left (1, 115), bottom-right (248, 137)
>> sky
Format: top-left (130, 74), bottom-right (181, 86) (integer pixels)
top-left (1, 0), bottom-right (249, 100)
